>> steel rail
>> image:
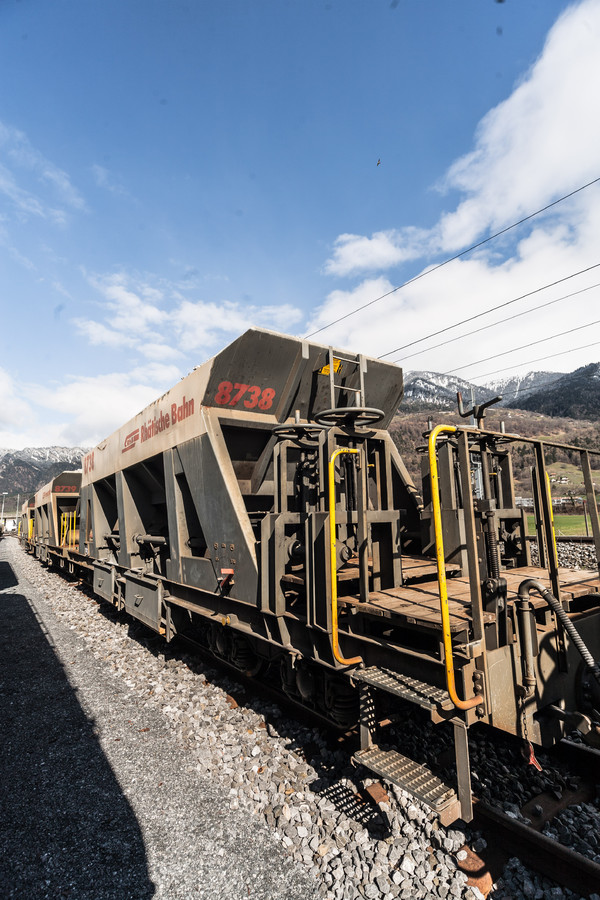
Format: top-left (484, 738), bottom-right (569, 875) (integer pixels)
top-left (473, 800), bottom-right (600, 898)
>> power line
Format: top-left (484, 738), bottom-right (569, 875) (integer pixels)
top-left (384, 262), bottom-right (600, 360)
top-left (468, 339), bottom-right (600, 381)
top-left (304, 174), bottom-right (600, 341)
top-left (397, 281), bottom-right (600, 364)
top-left (445, 318), bottom-right (600, 377)
top-left (487, 373), bottom-right (569, 402)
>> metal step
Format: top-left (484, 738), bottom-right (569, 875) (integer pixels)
top-left (352, 666), bottom-right (453, 711)
top-left (353, 746), bottom-right (460, 825)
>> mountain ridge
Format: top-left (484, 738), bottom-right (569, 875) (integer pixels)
top-left (402, 368), bottom-right (559, 410)
top-left (403, 363), bottom-right (600, 419)
top-left (0, 446), bottom-right (88, 496)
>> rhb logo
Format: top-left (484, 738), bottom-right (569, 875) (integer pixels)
top-left (121, 396), bottom-right (194, 454)
top-left (122, 429), bottom-right (140, 453)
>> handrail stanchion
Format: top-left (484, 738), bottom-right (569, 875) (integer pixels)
top-left (328, 447), bottom-right (362, 667)
top-left (428, 425), bottom-right (484, 711)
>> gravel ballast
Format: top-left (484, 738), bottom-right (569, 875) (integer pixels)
top-left (0, 539), bottom-right (318, 900)
top-left (1, 536), bottom-right (598, 900)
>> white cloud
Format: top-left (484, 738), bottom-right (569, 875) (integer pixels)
top-left (311, 0), bottom-right (600, 381)
top-left (323, 0), bottom-right (600, 277)
top-left (0, 120), bottom-right (87, 222)
top-left (323, 228), bottom-right (431, 277)
top-left (77, 269), bottom-right (303, 362)
top-left (305, 277), bottom-right (397, 345)
top-left (135, 342), bottom-right (182, 362)
top-left (309, 228), bottom-right (600, 380)
top-left (75, 271), bottom-right (171, 351)
top-left (91, 163), bottom-right (130, 198)
top-left (0, 368), bottom-right (33, 431)
top-left (24, 368), bottom-right (183, 448)
top-left (72, 318), bottom-right (137, 349)
top-left (170, 298), bottom-right (302, 353)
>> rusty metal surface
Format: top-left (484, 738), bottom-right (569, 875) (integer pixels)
top-left (520, 784), bottom-right (595, 832)
top-left (80, 328), bottom-right (405, 485)
top-left (353, 746), bottom-right (459, 822)
top-left (351, 666), bottom-right (451, 710)
top-left (473, 801), bottom-right (600, 898)
top-left (20, 328), bottom-right (600, 841)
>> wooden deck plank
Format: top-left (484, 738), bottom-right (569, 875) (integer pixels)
top-left (339, 558), bottom-right (600, 631)
top-left (502, 567), bottom-right (600, 602)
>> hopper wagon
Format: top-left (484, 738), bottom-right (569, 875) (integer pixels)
top-left (26, 328), bottom-right (600, 824)
top-left (31, 471), bottom-right (81, 572)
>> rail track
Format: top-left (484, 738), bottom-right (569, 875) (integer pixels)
top-left (174, 622), bottom-right (600, 898)
top-left (9, 536), bottom-right (600, 900)
top-left (470, 741), bottom-right (600, 897)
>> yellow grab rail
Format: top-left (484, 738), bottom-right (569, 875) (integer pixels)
top-left (545, 472), bottom-right (559, 565)
top-left (59, 510), bottom-right (78, 548)
top-left (428, 425), bottom-right (484, 710)
top-left (328, 447), bottom-right (362, 667)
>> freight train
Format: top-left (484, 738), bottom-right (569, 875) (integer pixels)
top-left (20, 328), bottom-right (600, 825)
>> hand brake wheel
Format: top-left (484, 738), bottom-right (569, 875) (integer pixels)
top-left (312, 407), bottom-right (384, 428)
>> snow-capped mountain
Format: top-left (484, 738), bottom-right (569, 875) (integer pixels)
top-left (403, 370), bottom-right (562, 410)
top-left (0, 446), bottom-right (89, 495)
top-left (485, 371), bottom-right (559, 406)
top-left (505, 363), bottom-right (600, 420)
top-left (402, 372), bottom-right (493, 409)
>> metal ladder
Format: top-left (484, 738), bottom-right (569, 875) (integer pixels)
top-left (351, 666), bottom-right (472, 825)
top-left (326, 347), bottom-right (366, 409)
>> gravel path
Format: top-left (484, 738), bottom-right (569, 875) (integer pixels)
top-left (2, 536), bottom-right (598, 900)
top-left (0, 539), bottom-right (317, 900)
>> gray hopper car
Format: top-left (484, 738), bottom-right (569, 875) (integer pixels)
top-left (24, 328), bottom-right (600, 825)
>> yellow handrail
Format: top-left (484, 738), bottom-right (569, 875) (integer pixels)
top-left (329, 447), bottom-right (362, 666)
top-left (428, 425), bottom-right (484, 711)
top-left (545, 472), bottom-right (559, 565)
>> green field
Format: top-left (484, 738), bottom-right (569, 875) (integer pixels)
top-left (527, 514), bottom-right (590, 536)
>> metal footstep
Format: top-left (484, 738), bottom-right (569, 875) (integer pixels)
top-left (353, 745), bottom-right (460, 826)
top-left (352, 666), bottom-right (454, 711)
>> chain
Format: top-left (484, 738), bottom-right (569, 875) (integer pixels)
top-left (520, 694), bottom-right (529, 742)
top-left (519, 694), bottom-right (542, 771)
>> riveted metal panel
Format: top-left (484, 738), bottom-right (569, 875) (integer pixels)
top-left (93, 562), bottom-right (115, 602)
top-left (124, 573), bottom-right (162, 631)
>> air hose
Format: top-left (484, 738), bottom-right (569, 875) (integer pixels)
top-left (518, 579), bottom-right (600, 686)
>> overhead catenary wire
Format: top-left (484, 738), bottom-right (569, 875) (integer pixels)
top-left (396, 280), bottom-right (600, 364)
top-left (384, 261), bottom-right (600, 360)
top-left (444, 318), bottom-right (600, 377)
top-left (465, 338), bottom-right (600, 382)
top-left (489, 376), bottom-right (566, 401)
top-left (303, 175), bottom-right (600, 341)
top-left (485, 370), bottom-right (583, 402)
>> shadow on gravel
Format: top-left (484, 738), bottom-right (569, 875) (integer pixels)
top-left (0, 587), bottom-right (155, 900)
top-left (88, 597), bottom-right (391, 837)
top-left (0, 559), bottom-right (19, 591)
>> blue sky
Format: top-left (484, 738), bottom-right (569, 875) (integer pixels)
top-left (1, 0), bottom-right (599, 448)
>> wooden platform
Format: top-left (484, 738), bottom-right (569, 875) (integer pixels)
top-left (338, 557), bottom-right (600, 633)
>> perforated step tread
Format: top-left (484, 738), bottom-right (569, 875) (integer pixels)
top-left (353, 746), bottom-right (459, 820)
top-left (352, 666), bottom-right (453, 710)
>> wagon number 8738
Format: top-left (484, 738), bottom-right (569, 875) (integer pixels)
top-left (214, 381), bottom-right (276, 410)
